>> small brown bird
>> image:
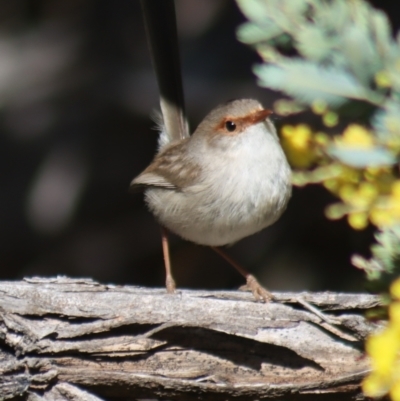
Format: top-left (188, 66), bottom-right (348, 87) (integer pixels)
top-left (131, 98), bottom-right (292, 301)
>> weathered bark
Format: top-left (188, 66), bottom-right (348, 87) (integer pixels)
top-left (0, 277), bottom-right (380, 400)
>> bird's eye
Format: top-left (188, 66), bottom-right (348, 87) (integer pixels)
top-left (225, 121), bottom-right (236, 132)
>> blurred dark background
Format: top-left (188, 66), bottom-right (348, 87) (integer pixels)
top-left (0, 0), bottom-right (397, 292)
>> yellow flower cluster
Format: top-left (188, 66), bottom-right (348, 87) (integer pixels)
top-left (325, 165), bottom-right (399, 230)
top-left (281, 124), bottom-right (327, 168)
top-left (335, 124), bottom-right (374, 148)
top-left (363, 278), bottom-right (400, 400)
top-left (281, 124), bottom-right (316, 168)
top-left (281, 123), bottom-right (400, 230)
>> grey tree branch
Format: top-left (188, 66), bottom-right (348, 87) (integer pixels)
top-left (0, 277), bottom-right (380, 400)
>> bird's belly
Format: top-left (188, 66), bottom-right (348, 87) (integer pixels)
top-left (145, 180), bottom-right (289, 246)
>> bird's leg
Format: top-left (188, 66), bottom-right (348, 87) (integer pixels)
top-left (211, 246), bottom-right (274, 302)
top-left (160, 226), bottom-right (176, 293)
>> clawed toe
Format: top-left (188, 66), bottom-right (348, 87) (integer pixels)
top-left (240, 274), bottom-right (274, 303)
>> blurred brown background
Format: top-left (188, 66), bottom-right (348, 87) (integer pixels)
top-left (0, 0), bottom-right (397, 292)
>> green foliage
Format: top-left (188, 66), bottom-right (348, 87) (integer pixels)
top-left (254, 61), bottom-right (372, 106)
top-left (373, 102), bottom-right (400, 140)
top-left (327, 146), bottom-right (396, 168)
top-left (353, 227), bottom-right (400, 290)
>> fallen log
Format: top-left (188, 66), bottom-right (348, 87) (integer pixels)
top-left (0, 277), bottom-right (380, 400)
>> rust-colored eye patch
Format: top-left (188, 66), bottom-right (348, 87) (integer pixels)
top-left (216, 108), bottom-right (273, 135)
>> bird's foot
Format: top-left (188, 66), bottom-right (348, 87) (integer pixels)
top-left (165, 274), bottom-right (176, 294)
top-left (239, 274), bottom-right (274, 302)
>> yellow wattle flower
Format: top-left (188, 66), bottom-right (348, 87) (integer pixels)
top-left (281, 124), bottom-right (317, 168)
top-left (363, 279), bottom-right (400, 400)
top-left (335, 125), bottom-right (374, 148)
top-left (392, 181), bottom-right (400, 200)
top-left (348, 211), bottom-right (368, 230)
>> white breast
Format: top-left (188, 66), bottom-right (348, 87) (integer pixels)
top-left (146, 121), bottom-right (292, 246)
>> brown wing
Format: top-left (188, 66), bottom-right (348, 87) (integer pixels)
top-left (129, 172), bottom-right (177, 192)
top-left (129, 138), bottom-right (200, 192)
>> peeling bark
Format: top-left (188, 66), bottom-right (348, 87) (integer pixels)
top-left (0, 277), bottom-right (380, 400)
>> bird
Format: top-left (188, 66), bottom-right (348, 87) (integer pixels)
top-left (130, 98), bottom-right (292, 301)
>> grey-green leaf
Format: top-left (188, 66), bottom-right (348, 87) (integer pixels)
top-left (373, 103), bottom-right (400, 140)
top-left (296, 26), bottom-right (336, 61)
top-left (237, 22), bottom-right (282, 44)
top-left (254, 61), bottom-right (369, 106)
top-left (327, 146), bottom-right (396, 167)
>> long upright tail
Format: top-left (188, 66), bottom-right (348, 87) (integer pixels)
top-left (140, 0), bottom-right (189, 144)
